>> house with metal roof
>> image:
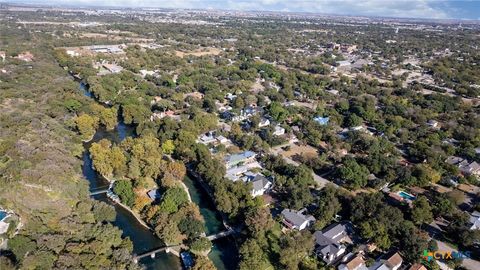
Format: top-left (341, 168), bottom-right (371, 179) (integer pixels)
top-left (224, 151), bottom-right (257, 169)
top-left (281, 208), bottom-right (315, 231)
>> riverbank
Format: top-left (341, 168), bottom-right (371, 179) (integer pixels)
top-left (75, 74), bottom-right (237, 269)
top-left (115, 200), bottom-right (152, 232)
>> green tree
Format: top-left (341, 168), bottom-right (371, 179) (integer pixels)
top-left (161, 139), bottom-right (176, 155)
top-left (64, 99), bottom-right (82, 112)
top-left (345, 113), bottom-right (362, 127)
top-left (239, 239), bottom-right (270, 270)
top-left (113, 180), bottom-right (135, 207)
top-left (412, 196), bottom-right (434, 225)
top-left (268, 101), bottom-right (289, 122)
top-left (92, 201), bottom-right (116, 223)
top-left (75, 114), bottom-right (99, 140)
top-left (279, 231), bottom-right (314, 270)
top-left (90, 139), bottom-right (114, 177)
top-left (8, 235), bottom-right (37, 262)
top-left (190, 237), bottom-right (212, 255)
top-left (338, 158), bottom-right (370, 189)
top-left (159, 187), bottom-right (189, 214)
top-left (99, 107), bottom-right (118, 130)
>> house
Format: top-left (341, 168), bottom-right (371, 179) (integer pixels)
top-left (225, 161), bottom-right (262, 181)
top-left (88, 44), bottom-right (125, 54)
top-left (427, 120), bottom-right (440, 129)
top-left (103, 63), bottom-right (123, 73)
top-left (224, 151), bottom-right (257, 169)
top-left (147, 189), bottom-right (161, 200)
top-left (338, 254), bottom-right (368, 270)
top-left (314, 223), bottom-right (349, 264)
top-left (341, 44), bottom-right (357, 54)
top-left (369, 252), bottom-right (403, 270)
top-left (445, 156), bottom-right (465, 166)
top-left (216, 135), bottom-right (229, 145)
top-left (225, 93), bottom-right (237, 101)
top-left (140, 69), bottom-right (157, 78)
top-left (66, 49), bottom-right (80, 57)
top-left (273, 125), bottom-right (285, 136)
top-left (337, 60), bottom-right (351, 67)
top-left (258, 118), bottom-right (270, 128)
top-left (250, 175), bottom-right (272, 197)
top-left (468, 211), bottom-right (480, 230)
top-left (281, 208), bottom-right (315, 230)
top-left (198, 132), bottom-right (216, 145)
top-left (314, 116), bottom-right (330, 126)
top-left (445, 156), bottom-right (480, 176)
top-left (409, 264), bottom-right (427, 270)
top-left (150, 110), bottom-right (176, 121)
top-left (460, 161), bottom-right (480, 176)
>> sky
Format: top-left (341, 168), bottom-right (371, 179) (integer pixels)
top-left (5, 0), bottom-right (480, 20)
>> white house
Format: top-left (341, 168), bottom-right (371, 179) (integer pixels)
top-left (315, 223), bottom-right (349, 264)
top-left (66, 49), bottom-right (79, 57)
top-left (369, 252), bottom-right (403, 270)
top-left (259, 118), bottom-right (271, 128)
top-left (250, 175), bottom-right (272, 197)
top-left (224, 151), bottom-right (257, 169)
top-left (273, 125), bottom-right (286, 136)
top-left (281, 208), bottom-right (315, 230)
top-left (427, 120), bottom-right (440, 129)
top-left (338, 255), bottom-right (368, 270)
top-left (469, 211), bottom-right (480, 230)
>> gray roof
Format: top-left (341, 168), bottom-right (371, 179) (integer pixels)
top-left (225, 151), bottom-right (256, 165)
top-left (251, 175), bottom-right (271, 192)
top-left (314, 223), bottom-right (347, 247)
top-left (281, 208), bottom-right (315, 228)
top-left (318, 242), bottom-right (343, 256)
top-left (322, 223), bottom-right (347, 242)
top-left (445, 156), bottom-right (464, 165)
top-left (314, 231), bottom-right (335, 247)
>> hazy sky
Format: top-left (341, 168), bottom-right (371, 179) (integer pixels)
top-left (5, 0), bottom-right (480, 20)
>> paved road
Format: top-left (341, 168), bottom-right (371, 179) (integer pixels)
top-left (269, 145), bottom-right (337, 189)
top-left (427, 221), bottom-right (480, 270)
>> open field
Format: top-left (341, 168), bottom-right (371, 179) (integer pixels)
top-left (175, 47), bottom-right (222, 58)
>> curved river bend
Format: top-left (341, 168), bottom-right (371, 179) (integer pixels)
top-left (79, 82), bottom-right (238, 269)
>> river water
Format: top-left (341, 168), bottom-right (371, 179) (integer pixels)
top-left (79, 82), bottom-right (238, 269)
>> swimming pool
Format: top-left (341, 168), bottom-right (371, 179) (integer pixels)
top-left (398, 191), bottom-right (416, 201)
top-left (0, 210), bottom-right (8, 221)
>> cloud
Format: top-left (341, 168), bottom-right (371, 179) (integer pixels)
top-left (6, 0), bottom-right (459, 19)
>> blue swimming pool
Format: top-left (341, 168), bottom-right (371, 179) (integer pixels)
top-left (0, 211), bottom-right (8, 221)
top-left (398, 191), bottom-right (416, 201)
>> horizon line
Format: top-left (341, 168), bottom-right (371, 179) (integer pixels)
top-left (1, 1), bottom-right (480, 23)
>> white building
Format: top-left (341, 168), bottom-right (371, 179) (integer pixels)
top-left (250, 175), bottom-right (272, 197)
top-left (258, 118), bottom-right (270, 128)
top-left (273, 125), bottom-right (286, 136)
top-left (281, 208), bottom-right (315, 231)
top-left (469, 211), bottom-right (480, 230)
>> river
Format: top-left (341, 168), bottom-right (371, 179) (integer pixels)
top-left (79, 82), bottom-right (238, 269)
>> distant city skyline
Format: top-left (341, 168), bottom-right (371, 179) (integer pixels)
top-left (3, 0), bottom-right (480, 20)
